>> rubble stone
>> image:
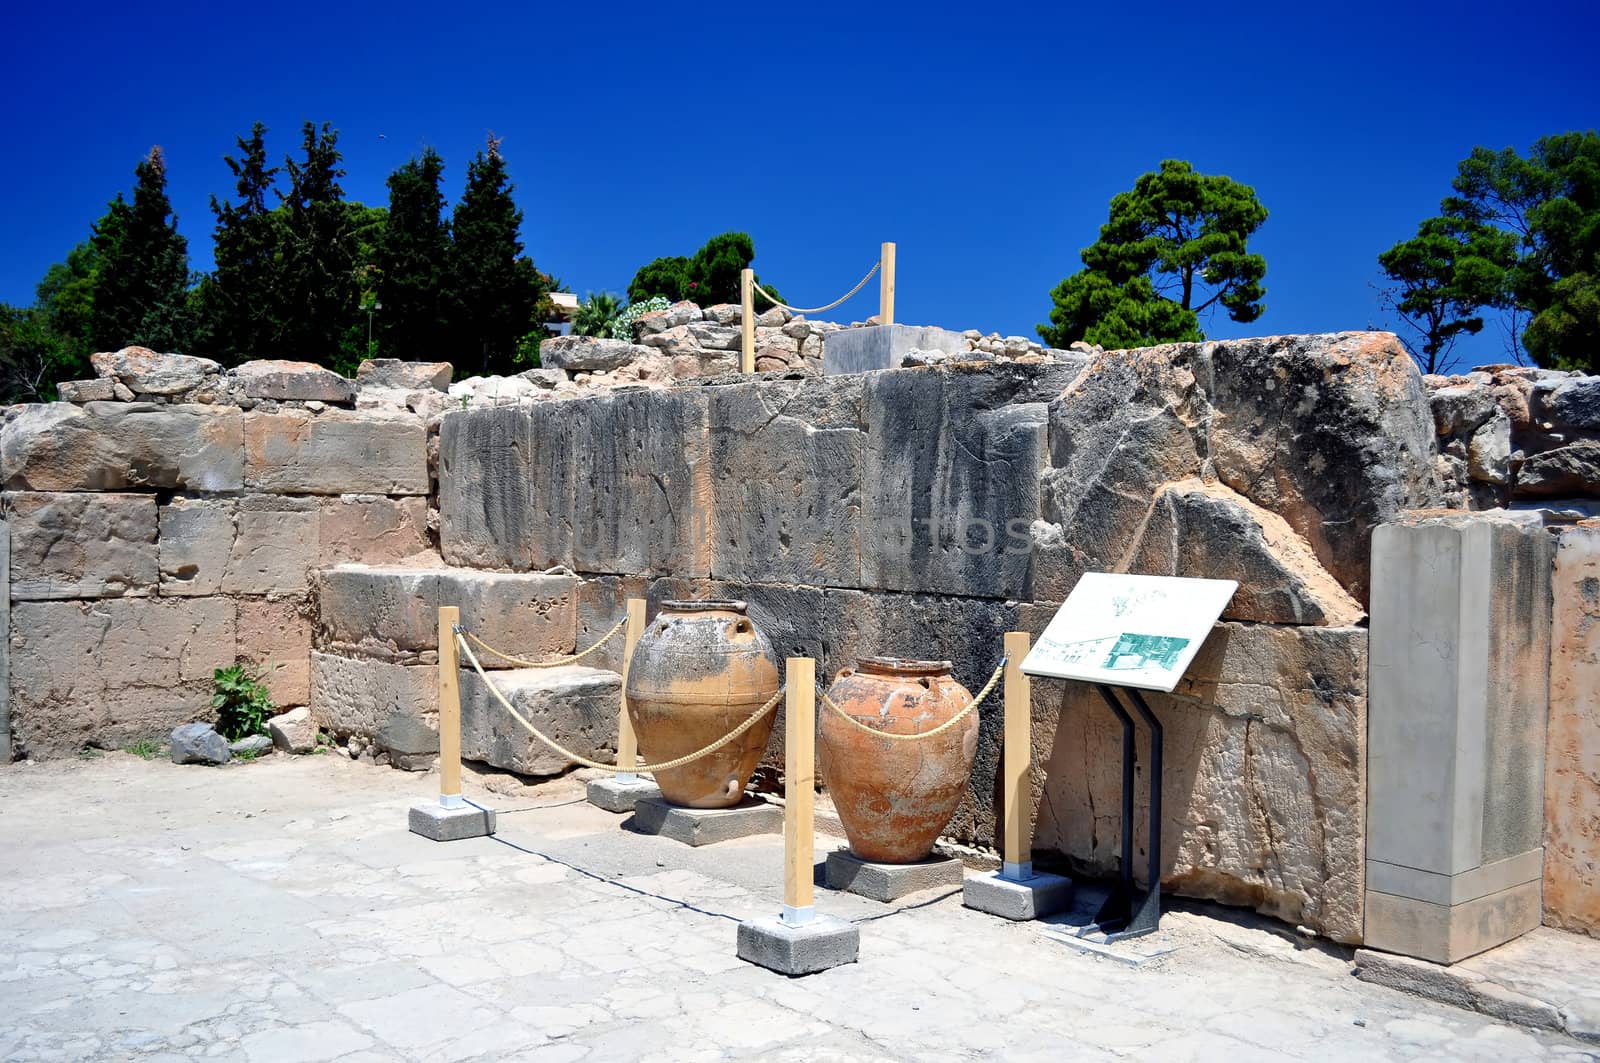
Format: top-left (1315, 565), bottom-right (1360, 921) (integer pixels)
top-left (234, 360), bottom-right (356, 403)
top-left (91, 347), bottom-right (221, 395)
top-left (356, 359), bottom-right (453, 392)
top-left (268, 706), bottom-right (318, 754)
top-left (55, 379), bottom-right (115, 403)
top-left (170, 722), bottom-right (230, 765)
top-left (1518, 441), bottom-right (1600, 497)
top-left (540, 336), bottom-right (654, 374)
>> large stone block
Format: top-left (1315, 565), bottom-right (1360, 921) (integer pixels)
top-left (91, 347), bottom-right (220, 395)
top-left (308, 651), bottom-right (437, 739)
top-left (237, 598), bottom-right (313, 706)
top-left (1544, 522), bottom-right (1600, 937)
top-left (822, 324), bottom-right (968, 374)
top-left (234, 360), bottom-right (355, 403)
top-left (459, 665), bottom-right (621, 776)
top-left (707, 376), bottom-right (865, 587)
top-left (243, 409), bottom-right (428, 495)
top-left (1366, 509), bottom-right (1553, 962)
top-left (315, 564), bottom-right (576, 668)
top-left (4, 492), bottom-right (158, 599)
top-left (438, 404), bottom-right (569, 571)
top-left (318, 495), bottom-right (432, 566)
top-left (1032, 620), bottom-right (1368, 944)
top-left (8, 597), bottom-right (236, 756)
top-left (357, 359), bottom-right (452, 392)
top-left (157, 496), bottom-right (319, 597)
top-left (1, 402), bottom-right (244, 492)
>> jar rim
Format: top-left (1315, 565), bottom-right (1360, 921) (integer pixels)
top-left (854, 655), bottom-right (952, 676)
top-left (660, 599), bottom-right (748, 614)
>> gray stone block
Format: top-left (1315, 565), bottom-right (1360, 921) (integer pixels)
top-left (962, 869), bottom-right (1076, 921)
top-left (821, 324), bottom-right (967, 375)
top-left (408, 800), bottom-right (496, 841)
top-left (627, 796), bottom-right (781, 846)
top-left (438, 405), bottom-right (539, 571)
top-left (243, 409), bottom-right (427, 495)
top-left (824, 850), bottom-right (964, 902)
top-left (587, 775), bottom-right (662, 813)
top-left (736, 914), bottom-right (860, 975)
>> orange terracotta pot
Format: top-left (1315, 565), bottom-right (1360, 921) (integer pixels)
top-left (818, 657), bottom-right (978, 863)
top-left (625, 600), bottom-right (780, 809)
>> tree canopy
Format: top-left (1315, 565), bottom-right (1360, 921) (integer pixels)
top-left (627, 231), bottom-right (779, 308)
top-left (376, 147), bottom-right (452, 360)
top-left (89, 147), bottom-right (192, 352)
top-left (1039, 160), bottom-right (1268, 349)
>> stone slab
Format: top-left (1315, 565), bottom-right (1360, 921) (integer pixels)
top-left (408, 800), bottom-right (496, 841)
top-left (0, 402), bottom-right (244, 493)
top-left (962, 869), bottom-right (1076, 921)
top-left (243, 409), bottom-right (428, 495)
top-left (627, 796), bottom-right (781, 846)
top-left (824, 850), bottom-right (964, 903)
top-left (821, 324), bottom-right (968, 375)
top-left (586, 775), bottom-right (663, 813)
top-left (1364, 879), bottom-right (1544, 965)
top-left (735, 913), bottom-right (860, 976)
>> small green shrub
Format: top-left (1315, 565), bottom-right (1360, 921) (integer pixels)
top-left (126, 739), bottom-right (162, 760)
top-left (212, 664), bottom-right (274, 742)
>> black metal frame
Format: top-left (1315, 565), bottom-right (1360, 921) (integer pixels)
top-left (1076, 683), bottom-right (1164, 942)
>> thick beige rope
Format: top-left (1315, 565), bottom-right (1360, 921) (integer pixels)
top-left (457, 633), bottom-right (783, 773)
top-left (751, 260), bottom-right (880, 316)
top-left (815, 659), bottom-right (1007, 742)
top-left (462, 614), bottom-right (628, 669)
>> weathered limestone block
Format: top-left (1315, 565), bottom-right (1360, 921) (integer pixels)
top-left (8, 597), bottom-right (236, 756)
top-left (438, 404), bottom-right (575, 570)
top-left (309, 651), bottom-right (437, 739)
top-left (318, 495), bottom-right (431, 566)
top-left (1544, 377), bottom-right (1600, 433)
top-left (1431, 384), bottom-right (1500, 438)
top-left (356, 359), bottom-right (453, 392)
top-left (540, 336), bottom-right (653, 373)
top-left (1032, 620), bottom-right (1368, 943)
top-left (1, 402), bottom-right (244, 492)
top-left (243, 409), bottom-right (427, 495)
top-left (1205, 332), bottom-right (1441, 605)
top-left (4, 492), bottom-right (158, 599)
top-left (1544, 522), bottom-right (1600, 937)
top-left (56, 379), bottom-right (115, 403)
top-left (1517, 441), bottom-right (1600, 497)
top-left (234, 360), bottom-right (356, 403)
top-left (157, 496), bottom-right (319, 596)
top-left (315, 564), bottom-right (576, 667)
top-left (1122, 479), bottom-right (1365, 626)
top-left (864, 362), bottom-right (1082, 599)
top-left (91, 347), bottom-right (221, 395)
top-left (707, 376), bottom-right (865, 587)
top-left (459, 665), bottom-right (621, 776)
top-left (237, 598), bottom-right (313, 706)
top-left (268, 706), bottom-right (318, 753)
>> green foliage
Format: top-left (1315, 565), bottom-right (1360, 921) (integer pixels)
top-left (610, 295), bottom-right (671, 341)
top-left (0, 303), bottom-right (79, 403)
top-left (1040, 160), bottom-right (1268, 348)
top-left (627, 255), bottom-right (690, 304)
top-left (126, 739), bottom-right (162, 760)
top-left (572, 291), bottom-right (623, 337)
top-left (376, 148), bottom-right (453, 360)
top-left (89, 147), bottom-right (193, 352)
top-left (211, 664), bottom-right (274, 742)
top-left (627, 232), bottom-right (778, 309)
top-left (1377, 216), bottom-right (1518, 373)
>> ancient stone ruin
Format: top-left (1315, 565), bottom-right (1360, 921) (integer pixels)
top-left (2, 299), bottom-right (1596, 966)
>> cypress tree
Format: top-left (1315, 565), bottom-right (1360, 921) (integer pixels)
top-left (195, 123), bottom-right (281, 364)
top-left (89, 147), bottom-right (192, 351)
top-left (450, 135), bottom-right (546, 373)
top-left (377, 148), bottom-right (453, 360)
top-left (277, 122), bottom-right (356, 363)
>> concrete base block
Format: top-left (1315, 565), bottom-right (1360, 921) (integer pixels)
top-left (963, 869), bottom-right (1076, 921)
top-left (821, 324), bottom-right (968, 375)
top-left (628, 796), bottom-right (781, 846)
top-left (408, 800), bottom-right (496, 841)
top-left (825, 850), bottom-right (964, 903)
top-left (586, 775), bottom-right (662, 813)
top-left (1364, 878), bottom-right (1544, 965)
top-left (736, 914), bottom-right (860, 976)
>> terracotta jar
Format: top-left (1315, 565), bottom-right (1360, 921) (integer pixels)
top-left (625, 600), bottom-right (780, 809)
top-left (819, 657), bottom-right (978, 863)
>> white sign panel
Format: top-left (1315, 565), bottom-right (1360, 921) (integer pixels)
top-left (1021, 573), bottom-right (1237, 692)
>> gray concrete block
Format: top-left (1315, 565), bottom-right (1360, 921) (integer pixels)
top-left (408, 800), bottom-right (496, 841)
top-left (736, 913), bottom-right (860, 975)
top-left (962, 869), bottom-right (1076, 921)
top-left (824, 850), bottom-right (964, 903)
top-left (587, 776), bottom-right (662, 813)
top-left (627, 796), bottom-right (781, 846)
top-left (1364, 879), bottom-right (1543, 965)
top-left (822, 324), bottom-right (967, 375)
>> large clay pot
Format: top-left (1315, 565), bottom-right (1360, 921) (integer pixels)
top-left (625, 600), bottom-right (780, 809)
top-left (819, 657), bottom-right (978, 863)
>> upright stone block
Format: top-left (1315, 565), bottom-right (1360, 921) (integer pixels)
top-left (1366, 510), bottom-right (1554, 963)
top-left (821, 324), bottom-right (968, 375)
top-left (438, 405), bottom-right (541, 571)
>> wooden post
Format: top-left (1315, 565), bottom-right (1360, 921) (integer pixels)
top-left (740, 267), bottom-right (756, 373)
top-left (1002, 631), bottom-right (1032, 880)
top-left (438, 606), bottom-right (463, 808)
top-left (617, 598), bottom-right (646, 779)
top-left (879, 241), bottom-right (896, 326)
top-left (782, 657), bottom-right (816, 924)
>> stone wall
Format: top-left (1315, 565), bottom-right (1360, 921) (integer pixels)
top-left (1545, 521), bottom-right (1600, 937)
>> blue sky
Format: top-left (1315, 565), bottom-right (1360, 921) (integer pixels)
top-left (2, 1), bottom-right (1596, 370)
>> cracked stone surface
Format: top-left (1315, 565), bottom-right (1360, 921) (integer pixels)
top-left (2, 754), bottom-right (1595, 1062)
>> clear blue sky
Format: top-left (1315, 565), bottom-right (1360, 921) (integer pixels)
top-left (3, 1), bottom-right (1596, 370)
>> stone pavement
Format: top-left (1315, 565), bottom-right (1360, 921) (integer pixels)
top-left (2, 754), bottom-right (1596, 1062)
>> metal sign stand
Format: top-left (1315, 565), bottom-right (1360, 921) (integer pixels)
top-left (1074, 682), bottom-right (1164, 942)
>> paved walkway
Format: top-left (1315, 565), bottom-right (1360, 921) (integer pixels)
top-left (2, 753), bottom-right (1596, 1062)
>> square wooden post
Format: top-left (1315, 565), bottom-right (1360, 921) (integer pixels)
top-left (783, 657), bottom-right (816, 925)
top-left (438, 606), bottom-right (463, 808)
top-left (617, 598), bottom-right (646, 780)
top-left (878, 242), bottom-right (896, 326)
top-left (740, 268), bottom-right (756, 373)
top-left (1002, 631), bottom-right (1031, 879)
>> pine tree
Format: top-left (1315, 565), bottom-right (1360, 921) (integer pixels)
top-left (377, 148), bottom-right (453, 360)
top-left (450, 135), bottom-right (546, 373)
top-left (194, 123), bottom-right (282, 364)
top-left (88, 147), bottom-right (192, 351)
top-left (277, 122), bottom-right (357, 363)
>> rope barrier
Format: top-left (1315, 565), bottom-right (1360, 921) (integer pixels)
top-left (462, 614), bottom-right (628, 668)
top-left (456, 632), bottom-right (783, 773)
top-left (815, 658), bottom-right (1007, 742)
top-left (751, 260), bottom-right (880, 316)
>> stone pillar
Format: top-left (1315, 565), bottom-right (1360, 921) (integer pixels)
top-left (1366, 510), bottom-right (1553, 963)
